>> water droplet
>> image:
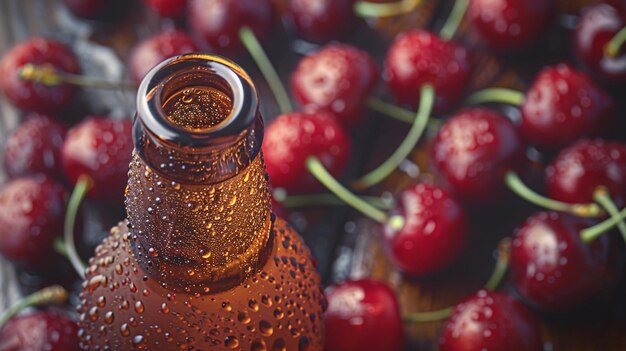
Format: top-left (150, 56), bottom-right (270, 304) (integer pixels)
top-left (135, 301), bottom-right (145, 313)
top-left (120, 323), bottom-right (130, 337)
top-left (224, 335), bottom-right (239, 349)
top-left (259, 320), bottom-right (273, 336)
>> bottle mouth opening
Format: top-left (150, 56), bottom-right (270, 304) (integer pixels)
top-left (137, 54), bottom-right (258, 147)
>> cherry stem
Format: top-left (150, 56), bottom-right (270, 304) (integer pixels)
top-left (403, 238), bottom-right (511, 324)
top-left (605, 26), bottom-right (626, 58)
top-left (592, 187), bottom-right (626, 243)
top-left (365, 97), bottom-right (442, 130)
top-left (239, 26), bottom-right (293, 114)
top-left (0, 285), bottom-right (68, 330)
top-left (353, 84), bottom-right (435, 190)
top-left (465, 87), bottom-right (525, 106)
top-left (366, 97), bottom-right (414, 123)
top-left (19, 64), bottom-right (135, 91)
top-left (53, 237), bottom-right (69, 258)
top-left (580, 206), bottom-right (626, 243)
top-left (504, 171), bottom-right (604, 218)
top-left (306, 157), bottom-right (389, 224)
top-left (280, 193), bottom-right (392, 210)
top-left (354, 0), bottom-right (421, 18)
top-left (484, 238), bottom-right (511, 291)
top-left (403, 306), bottom-right (453, 323)
top-left (64, 175), bottom-right (92, 277)
top-left (439, 0), bottom-right (469, 41)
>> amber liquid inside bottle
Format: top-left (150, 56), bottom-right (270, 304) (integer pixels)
top-left (78, 55), bottom-right (325, 350)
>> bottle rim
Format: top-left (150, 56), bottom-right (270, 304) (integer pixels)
top-left (136, 53), bottom-right (258, 147)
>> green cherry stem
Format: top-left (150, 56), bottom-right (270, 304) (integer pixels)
top-left (306, 157), bottom-right (391, 225)
top-left (0, 285), bottom-right (68, 329)
top-left (365, 98), bottom-right (414, 123)
top-left (239, 26), bottom-right (293, 114)
top-left (19, 64), bottom-right (136, 90)
top-left (403, 307), bottom-right (453, 323)
top-left (403, 237), bottom-right (511, 323)
top-left (353, 84), bottom-right (435, 190)
top-left (465, 87), bottom-right (525, 106)
top-left (484, 238), bottom-right (511, 291)
top-left (605, 26), bottom-right (626, 58)
top-left (592, 187), bottom-right (626, 243)
top-left (64, 175), bottom-right (92, 277)
top-left (581, 206), bottom-right (626, 243)
top-left (354, 0), bottom-right (421, 18)
top-left (439, 0), bottom-right (469, 41)
top-left (504, 171), bottom-right (604, 218)
top-left (280, 193), bottom-right (392, 210)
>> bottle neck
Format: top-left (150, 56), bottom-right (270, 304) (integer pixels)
top-left (125, 54), bottom-right (273, 293)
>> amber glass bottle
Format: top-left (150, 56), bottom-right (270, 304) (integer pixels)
top-left (77, 54), bottom-right (325, 350)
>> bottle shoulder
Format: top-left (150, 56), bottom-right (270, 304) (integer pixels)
top-left (78, 219), bottom-right (325, 351)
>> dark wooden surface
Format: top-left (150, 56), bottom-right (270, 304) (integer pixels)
top-left (0, 1), bottom-right (625, 350)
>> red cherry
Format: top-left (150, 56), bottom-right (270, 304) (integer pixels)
top-left (384, 30), bottom-right (471, 113)
top-left (430, 108), bottom-right (524, 203)
top-left (383, 183), bottom-right (468, 276)
top-left (573, 2), bottom-right (626, 84)
top-left (439, 289), bottom-right (543, 351)
top-left (468, 0), bottom-right (555, 50)
top-left (63, 0), bottom-right (125, 19)
top-left (545, 139), bottom-right (626, 205)
top-left (325, 279), bottom-right (406, 351)
top-left (188, 0), bottom-right (274, 52)
top-left (3, 114), bottom-right (66, 179)
top-left (0, 311), bottom-right (80, 351)
top-left (143, 0), bottom-right (188, 18)
top-left (510, 211), bottom-right (619, 311)
top-left (263, 113), bottom-right (351, 194)
top-left (520, 64), bottom-right (614, 150)
top-left (0, 176), bottom-right (66, 268)
top-left (287, 0), bottom-right (356, 42)
top-left (291, 43), bottom-right (378, 125)
top-left (0, 38), bottom-right (79, 114)
top-left (61, 117), bottom-right (133, 204)
top-left (128, 30), bottom-right (199, 85)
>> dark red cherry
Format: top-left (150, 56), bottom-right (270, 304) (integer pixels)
top-left (0, 37), bottom-right (79, 114)
top-left (468, 0), bottom-right (555, 50)
top-left (384, 30), bottom-right (471, 113)
top-left (188, 0), bottom-right (274, 52)
top-left (325, 279), bottom-right (406, 351)
top-left (63, 0), bottom-right (125, 19)
top-left (263, 112), bottom-right (351, 194)
top-left (383, 183), bottom-right (468, 276)
top-left (430, 108), bottom-right (524, 203)
top-left (291, 43), bottom-right (377, 125)
top-left (0, 176), bottom-right (66, 268)
top-left (510, 211), bottom-right (618, 311)
top-left (3, 114), bottom-right (66, 179)
top-left (545, 139), bottom-right (626, 205)
top-left (61, 117), bottom-right (133, 204)
top-left (128, 30), bottom-right (199, 85)
top-left (144, 0), bottom-right (188, 18)
top-left (0, 311), bottom-right (80, 351)
top-left (573, 2), bottom-right (626, 84)
top-left (520, 64), bottom-right (614, 150)
top-left (287, 0), bottom-right (356, 42)
top-left (439, 289), bottom-right (543, 351)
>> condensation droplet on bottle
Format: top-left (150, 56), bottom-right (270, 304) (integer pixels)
top-left (135, 301), bottom-right (145, 313)
top-left (259, 320), bottom-right (273, 336)
top-left (224, 335), bottom-right (239, 349)
top-left (120, 323), bottom-right (130, 337)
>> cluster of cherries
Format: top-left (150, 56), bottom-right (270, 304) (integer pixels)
top-left (0, 0), bottom-right (624, 350)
